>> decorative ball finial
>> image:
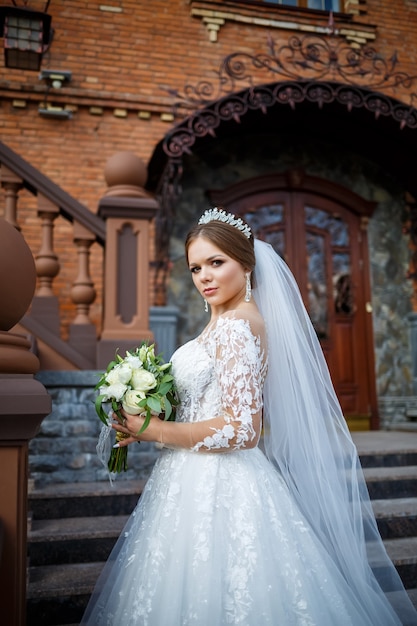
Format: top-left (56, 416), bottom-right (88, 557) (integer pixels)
top-left (104, 151), bottom-right (148, 198)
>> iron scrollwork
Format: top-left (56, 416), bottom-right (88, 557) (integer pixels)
top-left (165, 34), bottom-right (417, 111)
top-left (162, 33), bottom-right (417, 159)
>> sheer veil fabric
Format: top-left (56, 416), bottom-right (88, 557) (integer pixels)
top-left (253, 238), bottom-right (416, 624)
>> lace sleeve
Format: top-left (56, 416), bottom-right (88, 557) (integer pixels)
top-left (192, 317), bottom-right (266, 453)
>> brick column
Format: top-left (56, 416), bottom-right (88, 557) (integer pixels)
top-left (0, 217), bottom-right (51, 626)
top-left (96, 152), bottom-right (159, 369)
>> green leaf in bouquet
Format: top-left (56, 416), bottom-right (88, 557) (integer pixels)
top-left (106, 359), bottom-right (118, 373)
top-left (136, 409), bottom-right (151, 435)
top-left (94, 373), bottom-right (108, 390)
top-left (95, 394), bottom-right (110, 425)
top-left (157, 380), bottom-right (172, 396)
top-left (169, 387), bottom-right (178, 405)
top-left (164, 396), bottom-right (172, 420)
top-left (111, 400), bottom-right (122, 421)
top-left (147, 395), bottom-right (162, 414)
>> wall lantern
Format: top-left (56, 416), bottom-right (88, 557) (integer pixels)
top-left (38, 68), bottom-right (72, 119)
top-left (0, 2), bottom-right (52, 71)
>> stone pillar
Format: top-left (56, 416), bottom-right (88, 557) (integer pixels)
top-left (96, 152), bottom-right (159, 369)
top-left (409, 312), bottom-right (417, 395)
top-left (0, 217), bottom-right (51, 626)
top-left (150, 306), bottom-right (179, 360)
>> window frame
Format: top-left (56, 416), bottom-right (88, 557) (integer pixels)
top-left (260, 0), bottom-right (345, 11)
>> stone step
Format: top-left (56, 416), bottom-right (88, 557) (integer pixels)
top-left (28, 497), bottom-right (417, 568)
top-left (28, 515), bottom-right (128, 566)
top-left (373, 497), bottom-right (417, 539)
top-left (352, 430), bottom-right (417, 471)
top-left (408, 588), bottom-right (417, 610)
top-left (384, 536), bottom-right (417, 589)
top-left (27, 562), bottom-right (103, 626)
top-left (26, 512), bottom-right (417, 622)
top-left (26, 561), bottom-right (417, 626)
top-left (386, 588), bottom-right (417, 626)
top-left (359, 451), bottom-right (417, 469)
top-left (28, 479), bottom-right (143, 520)
top-left (28, 468), bottom-right (417, 523)
top-left (362, 465), bottom-right (417, 499)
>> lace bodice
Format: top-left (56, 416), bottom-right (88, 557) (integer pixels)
top-left (171, 315), bottom-right (267, 452)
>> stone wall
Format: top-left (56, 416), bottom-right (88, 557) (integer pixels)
top-left (379, 396), bottom-right (417, 430)
top-left (29, 371), bottom-right (161, 487)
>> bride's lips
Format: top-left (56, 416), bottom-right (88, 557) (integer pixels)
top-left (203, 288), bottom-right (217, 297)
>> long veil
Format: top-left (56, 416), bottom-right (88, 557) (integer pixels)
top-left (253, 239), bottom-right (417, 625)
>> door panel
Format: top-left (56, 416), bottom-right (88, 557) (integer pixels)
top-left (236, 190), bottom-right (375, 426)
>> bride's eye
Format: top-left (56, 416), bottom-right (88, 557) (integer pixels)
top-left (190, 266), bottom-right (200, 273)
top-left (212, 259), bottom-right (223, 267)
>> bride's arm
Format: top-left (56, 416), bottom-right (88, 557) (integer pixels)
top-left (116, 407), bottom-right (262, 452)
top-left (115, 319), bottom-right (265, 452)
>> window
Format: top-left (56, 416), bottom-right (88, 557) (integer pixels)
top-left (242, 202), bottom-right (352, 339)
top-left (190, 0), bottom-right (370, 43)
top-left (261, 0), bottom-right (342, 9)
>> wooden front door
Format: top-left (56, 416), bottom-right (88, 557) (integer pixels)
top-left (214, 178), bottom-right (378, 428)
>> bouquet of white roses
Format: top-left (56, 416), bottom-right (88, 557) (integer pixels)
top-left (95, 343), bottom-right (178, 473)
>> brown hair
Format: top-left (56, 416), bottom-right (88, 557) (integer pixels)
top-left (185, 211), bottom-right (255, 275)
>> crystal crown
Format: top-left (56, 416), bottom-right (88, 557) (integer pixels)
top-left (198, 208), bottom-right (251, 239)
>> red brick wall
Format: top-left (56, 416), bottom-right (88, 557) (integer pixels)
top-left (1, 0), bottom-right (417, 338)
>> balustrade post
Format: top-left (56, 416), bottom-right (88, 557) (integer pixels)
top-left (30, 194), bottom-right (60, 335)
top-left (0, 217), bottom-right (51, 626)
top-left (97, 152), bottom-right (159, 368)
top-left (68, 221), bottom-right (97, 364)
top-left (0, 165), bottom-right (23, 230)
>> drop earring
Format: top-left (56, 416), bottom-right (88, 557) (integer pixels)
top-left (204, 298), bottom-right (208, 313)
top-left (245, 273), bottom-right (252, 302)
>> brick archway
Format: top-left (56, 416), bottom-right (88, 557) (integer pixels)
top-left (147, 80), bottom-right (417, 298)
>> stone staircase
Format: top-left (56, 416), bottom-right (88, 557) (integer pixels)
top-left (26, 479), bottom-right (145, 626)
top-left (26, 432), bottom-right (417, 626)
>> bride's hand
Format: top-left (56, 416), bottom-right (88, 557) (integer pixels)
top-left (112, 409), bottom-right (159, 446)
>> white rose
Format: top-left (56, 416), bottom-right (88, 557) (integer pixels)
top-left (123, 353), bottom-right (143, 370)
top-left (100, 382), bottom-right (128, 402)
top-left (131, 368), bottom-right (157, 392)
top-left (105, 362), bottom-right (132, 386)
top-left (122, 389), bottom-right (146, 414)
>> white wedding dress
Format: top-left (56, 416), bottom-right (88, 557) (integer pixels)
top-left (81, 315), bottom-right (406, 626)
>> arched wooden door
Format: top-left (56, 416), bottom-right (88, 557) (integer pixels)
top-left (210, 175), bottom-right (378, 428)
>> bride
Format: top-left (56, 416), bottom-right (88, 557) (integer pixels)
top-left (81, 208), bottom-right (417, 625)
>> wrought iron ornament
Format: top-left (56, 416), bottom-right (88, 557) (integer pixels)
top-left (164, 33), bottom-right (417, 111)
top-left (161, 31), bottom-right (417, 160)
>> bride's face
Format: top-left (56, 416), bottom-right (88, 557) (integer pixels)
top-left (187, 236), bottom-right (247, 313)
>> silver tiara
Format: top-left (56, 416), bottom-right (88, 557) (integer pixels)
top-left (198, 208), bottom-right (251, 239)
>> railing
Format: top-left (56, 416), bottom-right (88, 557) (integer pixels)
top-left (0, 141), bottom-right (176, 370)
